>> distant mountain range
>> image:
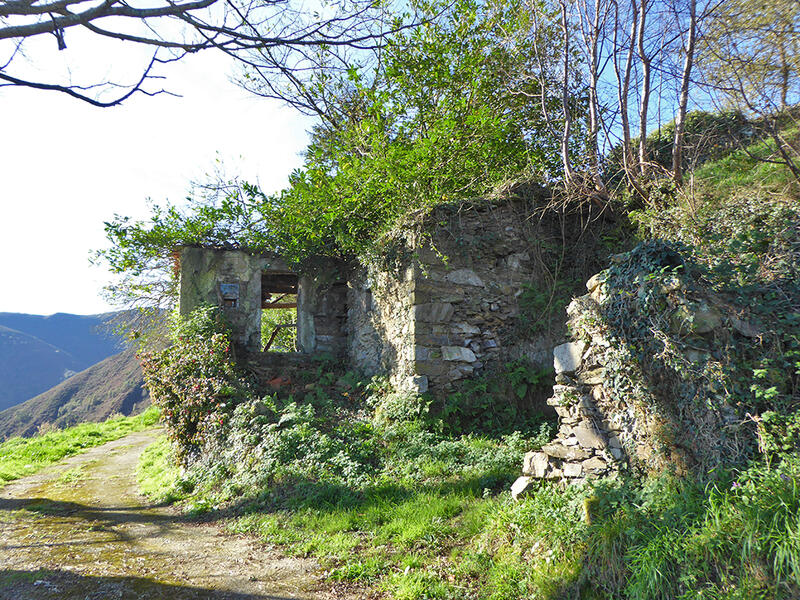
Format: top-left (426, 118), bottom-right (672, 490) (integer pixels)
top-left (0, 312), bottom-right (151, 439)
top-left (0, 348), bottom-right (149, 440)
top-left (0, 312), bottom-right (123, 412)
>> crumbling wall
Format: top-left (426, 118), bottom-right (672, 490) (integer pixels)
top-left (408, 196), bottom-right (609, 393)
top-left (180, 196), bottom-right (612, 393)
top-left (347, 196), bottom-right (611, 394)
top-left (297, 268), bottom-right (348, 357)
top-left (512, 243), bottom-right (757, 496)
top-left (179, 247), bottom-right (289, 351)
top-left (241, 352), bottom-right (317, 393)
top-left (347, 263), bottom-right (418, 390)
top-left (407, 200), bottom-right (558, 392)
top-left (180, 247), bottom-right (350, 357)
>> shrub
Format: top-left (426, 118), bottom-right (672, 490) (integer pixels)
top-left (436, 360), bottom-right (555, 437)
top-left (139, 305), bottom-right (253, 462)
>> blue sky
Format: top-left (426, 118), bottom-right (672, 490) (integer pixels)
top-left (0, 48), bottom-right (311, 316)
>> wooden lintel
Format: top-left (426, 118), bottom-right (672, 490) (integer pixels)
top-left (262, 303), bottom-right (297, 309)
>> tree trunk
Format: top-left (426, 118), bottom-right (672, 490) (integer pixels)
top-left (584, 0), bottom-right (608, 193)
top-left (672, 0), bottom-right (697, 186)
top-left (779, 44), bottom-right (790, 109)
top-left (613, 0), bottom-right (638, 182)
top-left (560, 0), bottom-right (576, 185)
top-left (637, 0), bottom-right (651, 176)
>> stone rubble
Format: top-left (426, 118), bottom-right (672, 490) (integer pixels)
top-left (512, 257), bottom-right (745, 495)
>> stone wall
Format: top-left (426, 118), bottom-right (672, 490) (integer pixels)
top-left (345, 196), bottom-right (612, 394)
top-left (347, 262), bottom-right (419, 391)
top-left (179, 196), bottom-right (613, 394)
top-left (180, 247), bottom-right (349, 357)
top-left (240, 351), bottom-right (318, 394)
top-left (512, 245), bottom-right (751, 497)
top-left (297, 267), bottom-right (349, 357)
top-left (405, 198), bottom-right (586, 393)
top-left (179, 247), bottom-right (290, 351)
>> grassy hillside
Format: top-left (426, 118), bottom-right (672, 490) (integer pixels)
top-left (0, 348), bottom-right (149, 441)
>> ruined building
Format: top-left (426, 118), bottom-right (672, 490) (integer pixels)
top-left (178, 195), bottom-right (607, 395)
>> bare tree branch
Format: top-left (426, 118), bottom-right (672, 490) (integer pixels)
top-left (0, 0), bottom-right (414, 106)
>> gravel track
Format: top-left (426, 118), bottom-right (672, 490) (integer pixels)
top-left (0, 430), bottom-right (325, 600)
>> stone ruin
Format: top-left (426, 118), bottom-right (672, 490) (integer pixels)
top-left (512, 282), bottom-right (627, 497)
top-left (512, 248), bottom-right (750, 498)
top-left (178, 195), bottom-right (608, 396)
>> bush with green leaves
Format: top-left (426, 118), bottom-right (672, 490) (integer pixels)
top-left (573, 239), bottom-right (799, 474)
top-left (605, 110), bottom-right (751, 184)
top-left (139, 306), bottom-right (253, 462)
top-left (758, 410), bottom-right (800, 460)
top-left (96, 0), bottom-right (572, 305)
top-left (136, 344), bottom-right (800, 599)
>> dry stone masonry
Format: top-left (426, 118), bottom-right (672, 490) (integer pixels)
top-left (513, 290), bottom-right (626, 495)
top-left (178, 194), bottom-right (612, 396)
top-left (346, 193), bottom-right (608, 394)
top-left (512, 244), bottom-right (756, 498)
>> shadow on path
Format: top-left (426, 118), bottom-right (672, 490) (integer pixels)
top-left (0, 569), bottom-right (300, 600)
top-left (0, 430), bottom-right (321, 600)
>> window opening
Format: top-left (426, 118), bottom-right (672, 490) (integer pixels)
top-left (261, 272), bottom-right (298, 352)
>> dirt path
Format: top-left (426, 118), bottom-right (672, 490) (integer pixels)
top-left (0, 429), bottom-right (323, 600)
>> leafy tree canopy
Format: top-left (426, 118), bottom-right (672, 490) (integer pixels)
top-left (98, 0), bottom-right (570, 305)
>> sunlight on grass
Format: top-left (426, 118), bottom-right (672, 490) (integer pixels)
top-left (694, 128), bottom-right (800, 202)
top-left (136, 434), bottom-right (182, 503)
top-left (0, 407), bottom-right (159, 486)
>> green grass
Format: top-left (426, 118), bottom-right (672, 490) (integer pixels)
top-left (129, 109), bottom-right (800, 598)
top-left (137, 391), bottom-right (800, 600)
top-left (0, 407), bottom-right (160, 486)
top-left (134, 390), bottom-right (577, 600)
top-left (55, 464), bottom-right (88, 485)
top-left (693, 127), bottom-right (800, 202)
top-left (136, 435), bottom-right (182, 503)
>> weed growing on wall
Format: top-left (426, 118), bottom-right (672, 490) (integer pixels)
top-left (517, 280), bottom-right (572, 336)
top-left (574, 239), bottom-right (800, 473)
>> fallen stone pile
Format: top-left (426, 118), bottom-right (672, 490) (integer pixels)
top-left (512, 287), bottom-right (626, 497)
